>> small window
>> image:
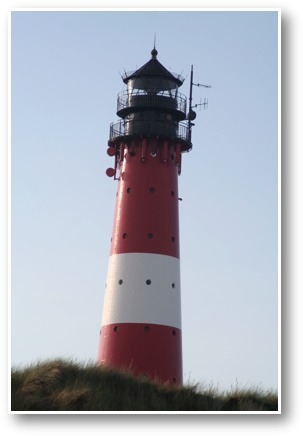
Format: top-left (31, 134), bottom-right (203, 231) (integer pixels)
top-left (172, 283), bottom-right (175, 289)
top-left (114, 326), bottom-right (119, 332)
top-left (122, 233), bottom-right (127, 239)
top-left (118, 279), bottom-right (123, 285)
top-left (146, 279), bottom-right (151, 285)
top-left (172, 330), bottom-right (176, 336)
top-left (149, 187), bottom-right (155, 193)
top-left (144, 326), bottom-right (150, 332)
top-left (147, 233), bottom-right (153, 239)
top-left (127, 187), bottom-right (131, 193)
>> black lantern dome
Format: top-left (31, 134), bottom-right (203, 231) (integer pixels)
top-left (121, 47), bottom-right (184, 92)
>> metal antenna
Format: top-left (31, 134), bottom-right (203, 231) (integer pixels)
top-left (154, 33), bottom-right (156, 50)
top-left (186, 65), bottom-right (195, 145)
top-left (187, 65), bottom-right (211, 144)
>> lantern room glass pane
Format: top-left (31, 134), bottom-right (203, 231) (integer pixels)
top-left (127, 78), bottom-right (178, 96)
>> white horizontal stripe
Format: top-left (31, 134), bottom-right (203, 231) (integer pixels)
top-left (101, 253), bottom-right (181, 329)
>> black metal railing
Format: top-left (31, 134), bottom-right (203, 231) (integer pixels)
top-left (109, 119), bottom-right (191, 145)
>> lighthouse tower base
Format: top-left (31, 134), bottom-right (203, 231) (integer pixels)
top-left (98, 252), bottom-right (182, 384)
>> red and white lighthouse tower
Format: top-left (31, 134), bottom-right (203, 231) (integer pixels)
top-left (97, 48), bottom-right (194, 385)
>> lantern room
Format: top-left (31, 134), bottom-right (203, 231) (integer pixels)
top-left (108, 48), bottom-right (191, 152)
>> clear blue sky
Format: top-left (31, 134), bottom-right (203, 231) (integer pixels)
top-left (11, 10), bottom-right (279, 391)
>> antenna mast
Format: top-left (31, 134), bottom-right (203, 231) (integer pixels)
top-left (188, 65), bottom-right (194, 145)
top-left (187, 65), bottom-right (211, 146)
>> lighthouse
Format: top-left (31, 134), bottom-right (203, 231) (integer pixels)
top-left (97, 47), bottom-right (193, 385)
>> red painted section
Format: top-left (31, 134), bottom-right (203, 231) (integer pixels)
top-left (98, 323), bottom-right (182, 385)
top-left (110, 139), bottom-right (180, 258)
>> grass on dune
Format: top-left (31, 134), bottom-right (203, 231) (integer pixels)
top-left (11, 358), bottom-right (278, 412)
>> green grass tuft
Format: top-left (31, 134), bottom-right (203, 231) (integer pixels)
top-left (11, 359), bottom-right (278, 412)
